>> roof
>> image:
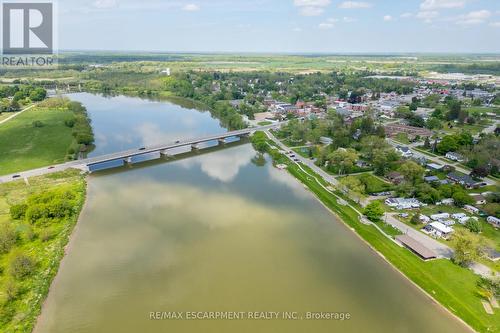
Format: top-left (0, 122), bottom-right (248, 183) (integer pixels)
top-left (447, 172), bottom-right (478, 186)
top-left (396, 235), bottom-right (437, 260)
top-left (424, 176), bottom-right (439, 182)
top-left (427, 163), bottom-right (444, 170)
top-left (429, 222), bottom-right (453, 233)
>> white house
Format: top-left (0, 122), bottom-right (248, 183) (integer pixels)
top-left (451, 213), bottom-right (467, 220)
top-left (445, 152), bottom-right (464, 162)
top-left (487, 216), bottom-right (500, 228)
top-left (419, 214), bottom-right (431, 223)
top-left (395, 146), bottom-right (413, 158)
top-left (440, 198), bottom-right (454, 206)
top-left (464, 205), bottom-right (480, 215)
top-left (424, 222), bottom-right (454, 239)
top-left (385, 198), bottom-right (422, 209)
top-left (430, 213), bottom-right (450, 221)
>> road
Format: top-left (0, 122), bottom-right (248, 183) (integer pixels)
top-left (0, 123), bottom-right (284, 184)
top-left (386, 138), bottom-right (496, 186)
top-left (0, 104), bottom-right (36, 125)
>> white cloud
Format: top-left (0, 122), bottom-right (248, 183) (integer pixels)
top-left (490, 22), bottom-right (500, 27)
top-left (343, 16), bottom-right (357, 22)
top-left (338, 1), bottom-right (372, 9)
top-left (455, 10), bottom-right (491, 25)
top-left (420, 0), bottom-right (465, 10)
top-left (416, 10), bottom-right (439, 23)
top-left (319, 22), bottom-right (335, 29)
top-left (182, 3), bottom-right (200, 11)
top-left (383, 15), bottom-right (392, 21)
top-left (93, 0), bottom-right (118, 9)
top-left (400, 12), bottom-right (413, 18)
top-left (294, 0), bottom-right (331, 16)
top-left (319, 17), bottom-right (338, 29)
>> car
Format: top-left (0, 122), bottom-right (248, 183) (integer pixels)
top-left (12, 174), bottom-right (21, 179)
top-left (175, 140), bottom-right (181, 144)
top-left (293, 158), bottom-right (300, 162)
top-left (289, 154), bottom-right (295, 158)
top-left (48, 166), bottom-right (55, 169)
top-left (138, 147), bottom-right (146, 151)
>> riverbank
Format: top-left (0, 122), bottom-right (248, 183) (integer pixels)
top-left (0, 98), bottom-right (94, 176)
top-left (252, 133), bottom-right (499, 333)
top-left (0, 170), bottom-right (86, 332)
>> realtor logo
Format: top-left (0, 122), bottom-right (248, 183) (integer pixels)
top-left (2, 2), bottom-right (53, 54)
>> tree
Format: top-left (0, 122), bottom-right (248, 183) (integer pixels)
top-left (437, 135), bottom-right (459, 154)
top-left (410, 213), bottom-right (420, 225)
top-left (399, 161), bottom-right (425, 185)
top-left (328, 148), bottom-right (358, 175)
top-left (340, 176), bottom-right (366, 195)
top-left (477, 277), bottom-right (500, 304)
top-left (465, 219), bottom-right (482, 233)
top-left (29, 87), bottom-right (47, 101)
top-left (451, 229), bottom-right (484, 267)
top-left (425, 117), bottom-right (442, 130)
top-left (364, 201), bottom-right (385, 222)
top-left (250, 131), bottom-right (268, 153)
top-left (452, 191), bottom-right (474, 207)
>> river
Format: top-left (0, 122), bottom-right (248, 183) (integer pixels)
top-left (34, 93), bottom-right (471, 333)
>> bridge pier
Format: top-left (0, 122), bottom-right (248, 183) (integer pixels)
top-left (124, 157), bottom-right (133, 164)
top-left (191, 143), bottom-right (199, 150)
top-left (160, 150), bottom-right (171, 158)
top-left (218, 138), bottom-right (226, 145)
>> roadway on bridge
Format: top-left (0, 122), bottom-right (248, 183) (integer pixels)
top-left (0, 123), bottom-right (283, 184)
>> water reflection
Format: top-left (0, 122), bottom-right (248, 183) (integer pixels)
top-left (66, 93), bottom-right (225, 156)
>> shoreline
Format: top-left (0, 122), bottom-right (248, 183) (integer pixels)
top-left (32, 177), bottom-right (92, 333)
top-left (295, 174), bottom-right (476, 333)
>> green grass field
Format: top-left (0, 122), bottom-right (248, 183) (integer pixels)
top-left (0, 107), bottom-right (75, 175)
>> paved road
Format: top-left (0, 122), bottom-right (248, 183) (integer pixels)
top-left (264, 130), bottom-right (339, 186)
top-left (386, 138), bottom-right (496, 186)
top-left (0, 104), bottom-right (36, 125)
top-left (0, 123), bottom-right (285, 184)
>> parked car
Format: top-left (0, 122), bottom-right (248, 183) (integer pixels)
top-left (138, 147), bottom-right (146, 151)
top-left (48, 166), bottom-right (55, 169)
top-left (12, 174), bottom-right (20, 179)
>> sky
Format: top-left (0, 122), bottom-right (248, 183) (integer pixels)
top-left (55, 0), bottom-right (500, 53)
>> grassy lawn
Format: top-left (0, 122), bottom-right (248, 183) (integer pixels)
top-left (0, 107), bottom-right (75, 175)
top-left (285, 162), bottom-right (499, 332)
top-left (0, 170), bottom-right (86, 333)
top-left (352, 173), bottom-right (394, 194)
top-left (257, 121), bottom-right (273, 126)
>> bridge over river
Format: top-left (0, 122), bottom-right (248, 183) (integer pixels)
top-left (0, 122), bottom-right (284, 184)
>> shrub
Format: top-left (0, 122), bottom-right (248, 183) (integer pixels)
top-left (9, 251), bottom-right (36, 279)
top-left (465, 219), bottom-right (482, 233)
top-left (0, 223), bottom-right (17, 254)
top-left (364, 201), bottom-right (385, 222)
top-left (9, 203), bottom-right (27, 219)
top-left (3, 279), bottom-right (19, 302)
top-left (64, 118), bottom-right (75, 127)
top-left (32, 120), bottom-right (44, 128)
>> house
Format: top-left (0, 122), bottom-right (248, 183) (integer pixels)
top-left (445, 152), bottom-right (464, 162)
top-left (464, 205), bottom-right (480, 215)
top-left (451, 213), bottom-right (467, 220)
top-left (320, 137), bottom-right (333, 145)
top-left (385, 198), bottom-right (422, 209)
top-left (439, 198), bottom-right (454, 205)
top-left (424, 175), bottom-right (440, 183)
top-left (395, 146), bottom-right (413, 158)
top-left (441, 220), bottom-right (455, 227)
top-left (423, 222), bottom-right (454, 239)
top-left (427, 163), bottom-right (444, 171)
top-left (386, 172), bottom-right (405, 185)
top-left (430, 213), bottom-right (450, 221)
top-left (419, 214), bottom-right (431, 223)
top-left (447, 172), bottom-right (481, 189)
top-left (470, 194), bottom-right (487, 205)
top-left (487, 216), bottom-right (500, 228)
